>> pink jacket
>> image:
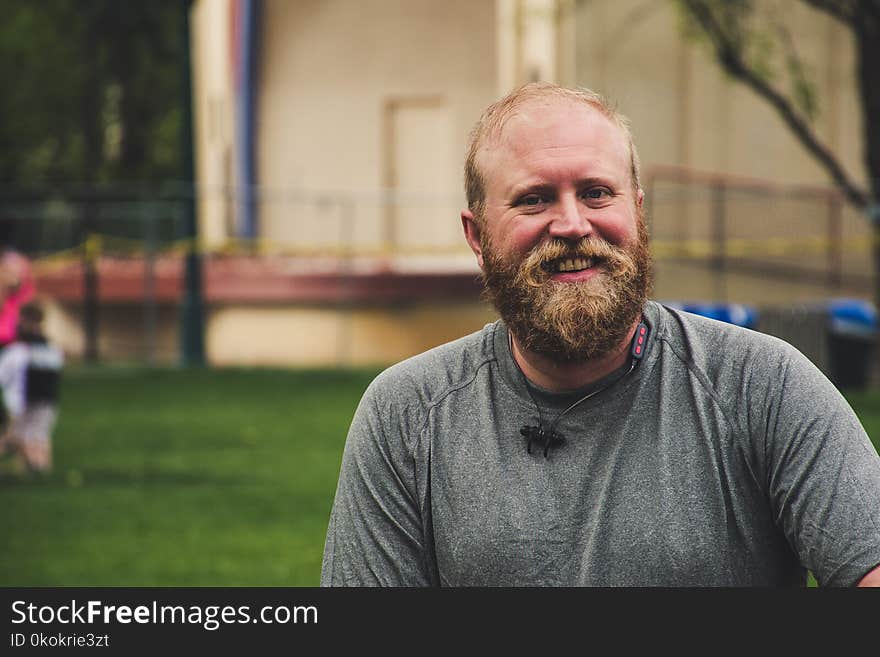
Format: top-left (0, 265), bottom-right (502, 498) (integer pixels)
top-left (0, 277), bottom-right (35, 345)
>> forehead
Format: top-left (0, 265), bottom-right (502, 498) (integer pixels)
top-left (479, 99), bottom-right (631, 189)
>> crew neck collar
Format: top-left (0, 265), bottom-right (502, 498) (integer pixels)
top-left (493, 301), bottom-right (659, 410)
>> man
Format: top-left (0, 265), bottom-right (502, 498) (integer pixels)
top-left (321, 82), bottom-right (880, 586)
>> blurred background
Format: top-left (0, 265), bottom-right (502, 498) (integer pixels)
top-left (1, 0), bottom-right (879, 585)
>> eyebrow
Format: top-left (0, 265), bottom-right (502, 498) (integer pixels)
top-left (507, 176), bottom-right (618, 199)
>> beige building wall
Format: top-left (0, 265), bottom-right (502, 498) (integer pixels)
top-left (256, 0), bottom-right (496, 256)
top-left (190, 0), bottom-right (868, 262)
top-left (572, 0), bottom-right (868, 305)
top-left (191, 0), bottom-right (236, 249)
top-left (180, 0), bottom-right (871, 368)
top-left (186, 0), bottom-right (502, 368)
top-left (573, 0), bottom-right (863, 187)
top-left (206, 303), bottom-right (497, 367)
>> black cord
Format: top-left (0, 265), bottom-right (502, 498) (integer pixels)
top-left (510, 321), bottom-right (647, 458)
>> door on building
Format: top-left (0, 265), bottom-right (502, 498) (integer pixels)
top-left (383, 97), bottom-right (458, 256)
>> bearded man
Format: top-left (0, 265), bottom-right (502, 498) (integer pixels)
top-left (321, 83), bottom-right (880, 587)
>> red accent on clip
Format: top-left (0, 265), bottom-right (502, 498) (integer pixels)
top-left (631, 321), bottom-right (649, 359)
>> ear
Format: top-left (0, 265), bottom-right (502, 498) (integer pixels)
top-left (461, 209), bottom-right (485, 269)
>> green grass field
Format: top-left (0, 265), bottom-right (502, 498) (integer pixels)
top-left (0, 365), bottom-right (380, 586)
top-left (1, 366), bottom-right (878, 587)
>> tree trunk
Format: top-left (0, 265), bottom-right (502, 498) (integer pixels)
top-left (855, 20), bottom-right (880, 386)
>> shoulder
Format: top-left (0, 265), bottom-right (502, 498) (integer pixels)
top-left (649, 301), bottom-right (809, 382)
top-left (346, 321), bottom-right (501, 454)
top-left (646, 301), bottom-right (837, 430)
top-left (363, 320), bottom-right (501, 412)
top-left (647, 300), bottom-right (872, 446)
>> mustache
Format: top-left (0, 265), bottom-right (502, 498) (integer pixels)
top-left (517, 237), bottom-right (631, 286)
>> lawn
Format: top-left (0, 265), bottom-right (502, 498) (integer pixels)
top-left (0, 365), bottom-right (380, 586)
top-left (1, 366), bottom-right (878, 587)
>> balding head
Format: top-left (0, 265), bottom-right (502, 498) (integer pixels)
top-left (464, 82), bottom-right (641, 224)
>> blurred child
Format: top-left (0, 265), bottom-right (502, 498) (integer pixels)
top-left (0, 301), bottom-right (63, 474)
top-left (0, 248), bottom-right (35, 348)
top-left (0, 248), bottom-right (35, 430)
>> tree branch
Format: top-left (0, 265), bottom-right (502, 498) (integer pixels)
top-left (800, 0), bottom-right (857, 26)
top-left (681, 0), bottom-right (870, 209)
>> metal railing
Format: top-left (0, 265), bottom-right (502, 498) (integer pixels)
top-left (1, 172), bottom-right (873, 364)
top-left (645, 165), bottom-right (873, 301)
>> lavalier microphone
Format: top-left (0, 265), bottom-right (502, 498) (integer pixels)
top-left (515, 320), bottom-right (650, 459)
top-left (520, 425), bottom-right (565, 458)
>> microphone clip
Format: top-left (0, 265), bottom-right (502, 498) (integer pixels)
top-left (520, 425), bottom-right (565, 458)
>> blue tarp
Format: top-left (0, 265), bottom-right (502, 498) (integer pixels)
top-left (664, 302), bottom-right (758, 329)
top-left (826, 298), bottom-right (877, 339)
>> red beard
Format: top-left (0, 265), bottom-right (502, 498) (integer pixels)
top-left (480, 220), bottom-right (652, 362)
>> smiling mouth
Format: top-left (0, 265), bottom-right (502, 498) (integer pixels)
top-left (542, 256), bottom-right (599, 274)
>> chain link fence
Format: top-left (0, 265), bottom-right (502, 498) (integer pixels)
top-left (1, 173), bottom-right (874, 370)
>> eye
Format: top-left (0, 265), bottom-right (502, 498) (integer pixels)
top-left (512, 193), bottom-right (551, 212)
top-left (582, 187), bottom-right (611, 201)
top-left (519, 194), bottom-right (546, 207)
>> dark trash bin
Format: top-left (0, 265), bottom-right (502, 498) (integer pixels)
top-left (826, 299), bottom-right (877, 390)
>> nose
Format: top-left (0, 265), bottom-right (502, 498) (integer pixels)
top-left (547, 193), bottom-right (592, 242)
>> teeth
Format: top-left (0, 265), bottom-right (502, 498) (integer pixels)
top-left (556, 257), bottom-right (594, 272)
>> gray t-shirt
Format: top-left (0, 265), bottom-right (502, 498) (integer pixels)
top-left (321, 301), bottom-right (880, 586)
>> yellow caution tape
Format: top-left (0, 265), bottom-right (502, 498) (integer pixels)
top-left (29, 233), bottom-right (877, 271)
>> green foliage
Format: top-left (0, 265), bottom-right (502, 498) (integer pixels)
top-left (0, 0), bottom-right (185, 185)
top-left (789, 64), bottom-right (819, 120)
top-left (747, 25), bottom-right (778, 82)
top-left (674, 0), bottom-right (820, 121)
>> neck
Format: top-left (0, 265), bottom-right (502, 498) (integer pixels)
top-left (509, 319), bottom-right (640, 393)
